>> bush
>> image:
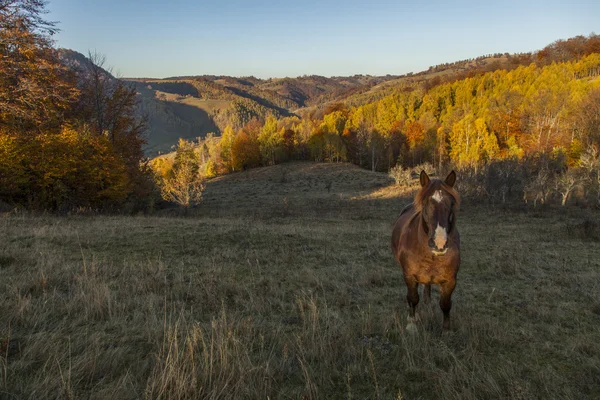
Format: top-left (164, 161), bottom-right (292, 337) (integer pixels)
top-left (453, 153), bottom-right (574, 206)
top-left (390, 162), bottom-right (436, 186)
top-left (412, 163), bottom-right (436, 177)
top-left (389, 165), bottom-right (412, 186)
top-left (157, 139), bottom-right (205, 208)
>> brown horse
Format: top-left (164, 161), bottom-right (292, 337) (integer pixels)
top-left (391, 170), bottom-right (460, 331)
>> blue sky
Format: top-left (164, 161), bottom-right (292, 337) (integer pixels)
top-left (47, 0), bottom-right (599, 78)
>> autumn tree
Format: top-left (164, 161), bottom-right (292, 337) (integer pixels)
top-left (258, 114), bottom-right (282, 165)
top-left (308, 129), bottom-right (326, 162)
top-left (341, 128), bottom-right (359, 164)
top-left (219, 125), bottom-right (236, 171)
top-left (578, 144), bottom-right (600, 204)
top-left (0, 0), bottom-right (78, 134)
top-left (576, 87), bottom-right (600, 146)
top-left (62, 51), bottom-right (152, 208)
top-left (318, 110), bottom-right (347, 162)
top-left (231, 120), bottom-right (262, 171)
top-left (199, 133), bottom-right (219, 177)
top-left (405, 121), bottom-right (425, 148)
top-left (449, 114), bottom-right (499, 171)
top-left (346, 105), bottom-right (382, 171)
top-left (435, 126), bottom-right (450, 171)
top-left (0, 2), bottom-right (152, 210)
top-left (282, 128), bottom-right (295, 160)
top-left (159, 139), bottom-right (205, 208)
top-left (74, 52), bottom-right (147, 168)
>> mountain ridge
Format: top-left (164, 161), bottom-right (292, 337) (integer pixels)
top-left (60, 33), bottom-right (600, 157)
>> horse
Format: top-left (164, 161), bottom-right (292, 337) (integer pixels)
top-left (391, 170), bottom-right (460, 331)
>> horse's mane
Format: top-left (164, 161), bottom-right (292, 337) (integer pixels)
top-left (413, 180), bottom-right (460, 213)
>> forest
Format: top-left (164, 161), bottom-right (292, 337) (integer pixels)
top-left (155, 48), bottom-right (600, 208)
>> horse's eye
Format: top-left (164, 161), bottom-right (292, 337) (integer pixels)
top-left (449, 211), bottom-right (454, 224)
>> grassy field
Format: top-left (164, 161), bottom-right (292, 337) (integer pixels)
top-left (1, 162), bottom-right (599, 399)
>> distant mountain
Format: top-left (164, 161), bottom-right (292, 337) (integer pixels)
top-left (60, 33), bottom-right (600, 157)
top-left (58, 50), bottom-right (224, 155)
top-left (58, 49), bottom-right (116, 86)
top-left (124, 74), bottom-right (399, 155)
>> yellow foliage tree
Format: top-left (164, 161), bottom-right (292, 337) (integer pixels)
top-left (219, 125), bottom-right (236, 171)
top-left (159, 139), bottom-right (205, 208)
top-left (258, 115), bottom-right (282, 165)
top-left (0, 125), bottom-right (131, 209)
top-left (450, 115), bottom-right (499, 170)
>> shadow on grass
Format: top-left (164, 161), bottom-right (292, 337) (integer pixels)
top-left (144, 101), bottom-right (219, 155)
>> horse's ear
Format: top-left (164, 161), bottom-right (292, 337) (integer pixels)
top-left (445, 170), bottom-right (456, 187)
top-left (420, 170), bottom-right (430, 187)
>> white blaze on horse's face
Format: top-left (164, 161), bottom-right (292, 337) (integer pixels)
top-left (432, 190), bottom-right (444, 203)
top-left (433, 223), bottom-right (448, 255)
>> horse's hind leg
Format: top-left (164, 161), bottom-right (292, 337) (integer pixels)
top-left (423, 284), bottom-right (431, 303)
top-left (439, 280), bottom-right (456, 330)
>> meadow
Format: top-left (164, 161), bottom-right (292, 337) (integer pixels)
top-left (1, 162), bottom-right (599, 399)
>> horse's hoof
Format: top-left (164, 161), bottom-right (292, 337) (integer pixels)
top-left (406, 322), bottom-right (418, 334)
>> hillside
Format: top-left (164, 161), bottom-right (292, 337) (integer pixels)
top-left (200, 161), bottom-right (401, 217)
top-left (62, 34), bottom-right (600, 157)
top-left (340, 34), bottom-right (600, 107)
top-left (133, 54), bottom-right (514, 155)
top-left (133, 81), bottom-right (223, 154)
top-left (2, 162), bottom-right (599, 398)
top-left (126, 74), bottom-right (399, 155)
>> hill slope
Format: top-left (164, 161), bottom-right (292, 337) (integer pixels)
top-left (126, 74), bottom-right (399, 155)
top-left (2, 162), bottom-right (599, 398)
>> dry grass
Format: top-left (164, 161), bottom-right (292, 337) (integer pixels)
top-left (1, 162), bottom-right (599, 399)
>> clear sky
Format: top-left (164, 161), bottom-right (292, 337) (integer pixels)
top-left (47, 0), bottom-right (599, 79)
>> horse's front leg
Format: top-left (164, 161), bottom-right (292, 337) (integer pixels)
top-left (405, 277), bottom-right (419, 332)
top-left (423, 284), bottom-right (431, 303)
top-left (439, 279), bottom-right (456, 330)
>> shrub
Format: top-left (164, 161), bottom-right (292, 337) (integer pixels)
top-left (412, 162), bottom-right (436, 178)
top-left (390, 162), bottom-right (436, 186)
top-left (389, 165), bottom-right (412, 186)
top-left (157, 139), bottom-right (205, 208)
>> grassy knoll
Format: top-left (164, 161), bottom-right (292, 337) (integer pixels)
top-left (1, 162), bottom-right (599, 399)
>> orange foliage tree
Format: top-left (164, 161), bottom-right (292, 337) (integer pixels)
top-left (405, 121), bottom-right (425, 148)
top-left (0, 0), bottom-right (78, 134)
top-left (230, 120), bottom-right (262, 171)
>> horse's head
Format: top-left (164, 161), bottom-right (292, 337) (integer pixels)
top-left (416, 170), bottom-right (459, 256)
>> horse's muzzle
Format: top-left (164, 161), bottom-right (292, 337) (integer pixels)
top-left (428, 237), bottom-right (448, 256)
top-left (431, 248), bottom-right (448, 256)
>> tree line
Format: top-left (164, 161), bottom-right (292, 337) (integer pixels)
top-left (155, 52), bottom-right (600, 207)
